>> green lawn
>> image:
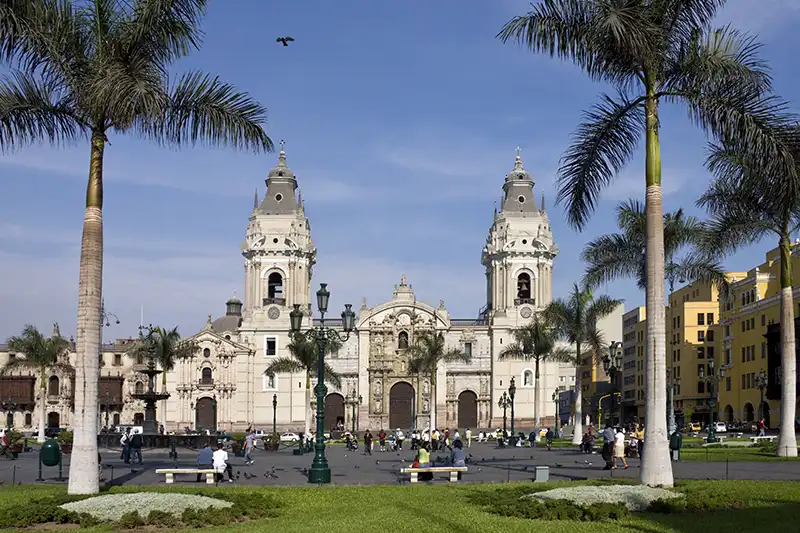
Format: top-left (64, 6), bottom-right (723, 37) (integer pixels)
top-left (3, 480), bottom-right (800, 532)
top-left (678, 446), bottom-right (800, 462)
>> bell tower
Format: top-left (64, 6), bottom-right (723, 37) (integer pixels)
top-left (241, 143), bottom-right (316, 320)
top-left (481, 148), bottom-right (558, 320)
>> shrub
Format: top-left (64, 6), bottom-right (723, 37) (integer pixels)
top-left (468, 486), bottom-right (628, 521)
top-left (56, 429), bottom-right (74, 444)
top-left (147, 509), bottom-right (180, 527)
top-left (118, 511), bottom-right (144, 529)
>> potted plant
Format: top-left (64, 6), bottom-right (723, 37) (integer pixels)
top-left (7, 431), bottom-right (23, 459)
top-left (57, 429), bottom-right (73, 454)
top-left (264, 433), bottom-right (280, 452)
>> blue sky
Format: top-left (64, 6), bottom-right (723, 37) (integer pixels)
top-left (1, 0), bottom-right (799, 340)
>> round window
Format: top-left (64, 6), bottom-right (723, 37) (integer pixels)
top-left (273, 238), bottom-right (279, 244)
top-left (275, 193), bottom-right (283, 202)
top-left (522, 239), bottom-right (528, 245)
top-left (518, 195), bottom-right (525, 203)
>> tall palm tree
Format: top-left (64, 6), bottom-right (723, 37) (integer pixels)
top-left (499, 315), bottom-right (575, 427)
top-left (582, 199), bottom-right (729, 292)
top-left (498, 0), bottom-right (779, 487)
top-left (265, 336), bottom-right (341, 434)
top-left (407, 331), bottom-right (472, 431)
top-left (0, 1), bottom-right (271, 494)
top-left (698, 121), bottom-right (800, 457)
top-left (544, 284), bottom-right (622, 446)
top-left (5, 324), bottom-right (70, 443)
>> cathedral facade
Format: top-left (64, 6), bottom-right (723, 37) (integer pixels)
top-left (0, 147), bottom-right (600, 434)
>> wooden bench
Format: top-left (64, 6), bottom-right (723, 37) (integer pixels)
top-left (155, 468), bottom-right (216, 484)
top-left (750, 436), bottom-right (777, 443)
top-left (400, 466), bottom-right (468, 483)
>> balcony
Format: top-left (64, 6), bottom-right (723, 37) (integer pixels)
top-left (198, 379), bottom-right (215, 390)
top-left (262, 297), bottom-right (286, 306)
top-left (515, 298), bottom-right (535, 306)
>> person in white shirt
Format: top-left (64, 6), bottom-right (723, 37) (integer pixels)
top-left (612, 428), bottom-right (628, 470)
top-left (212, 442), bottom-right (234, 483)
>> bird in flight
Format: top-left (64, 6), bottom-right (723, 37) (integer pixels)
top-left (276, 36), bottom-right (295, 47)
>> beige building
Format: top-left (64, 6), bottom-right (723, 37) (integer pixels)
top-left (0, 149), bottom-right (625, 433)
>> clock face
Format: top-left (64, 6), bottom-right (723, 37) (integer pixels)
top-left (520, 307), bottom-right (532, 319)
top-left (267, 306), bottom-right (281, 320)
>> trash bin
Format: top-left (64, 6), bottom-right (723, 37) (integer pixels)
top-left (41, 439), bottom-right (61, 467)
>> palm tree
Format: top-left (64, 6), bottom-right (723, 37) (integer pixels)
top-left (582, 199), bottom-right (729, 293)
top-left (265, 336), bottom-right (341, 434)
top-left (5, 324), bottom-right (70, 443)
top-left (407, 331), bottom-right (472, 431)
top-left (499, 315), bottom-right (574, 427)
top-left (544, 284), bottom-right (622, 447)
top-left (698, 121), bottom-right (800, 457)
top-left (0, 1), bottom-right (271, 494)
top-left (498, 0), bottom-right (779, 487)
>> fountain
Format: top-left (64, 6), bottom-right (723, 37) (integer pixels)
top-left (130, 326), bottom-right (170, 435)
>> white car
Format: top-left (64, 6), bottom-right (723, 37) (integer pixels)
top-left (713, 421), bottom-right (727, 433)
top-left (279, 432), bottom-right (300, 442)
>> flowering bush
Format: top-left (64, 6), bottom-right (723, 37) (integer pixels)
top-left (527, 485), bottom-right (682, 512)
top-left (60, 492), bottom-right (233, 522)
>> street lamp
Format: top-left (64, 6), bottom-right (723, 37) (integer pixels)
top-left (347, 389), bottom-right (362, 433)
top-left (498, 392), bottom-right (511, 436)
top-left (552, 388), bottom-right (560, 433)
top-left (508, 377), bottom-right (517, 445)
top-left (272, 394), bottom-right (277, 435)
top-left (755, 369), bottom-right (768, 422)
top-left (667, 369), bottom-right (681, 435)
top-left (705, 360), bottom-right (726, 444)
top-left (603, 342), bottom-right (622, 425)
top-left (289, 283), bottom-right (356, 484)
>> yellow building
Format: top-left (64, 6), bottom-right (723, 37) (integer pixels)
top-left (718, 244), bottom-right (800, 429)
top-left (621, 307), bottom-right (646, 421)
top-left (576, 308), bottom-right (624, 424)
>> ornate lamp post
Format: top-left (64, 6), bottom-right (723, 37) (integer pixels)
top-left (290, 284), bottom-right (356, 484)
top-left (667, 370), bottom-right (681, 435)
top-left (705, 361), bottom-right (726, 444)
top-left (755, 369), bottom-right (768, 422)
top-left (603, 341), bottom-right (622, 426)
top-left (272, 394), bottom-right (278, 435)
top-left (508, 377), bottom-right (517, 445)
top-left (498, 392), bottom-right (511, 435)
top-left (347, 389), bottom-right (362, 433)
top-left (552, 389), bottom-right (559, 433)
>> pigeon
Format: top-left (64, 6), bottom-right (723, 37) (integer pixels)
top-left (276, 36), bottom-right (295, 47)
top-left (555, 463), bottom-right (563, 468)
top-left (375, 460), bottom-right (380, 465)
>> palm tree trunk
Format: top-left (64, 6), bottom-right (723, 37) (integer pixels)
top-left (641, 90), bottom-right (673, 487)
top-left (38, 370), bottom-right (46, 443)
top-left (67, 130), bottom-right (105, 495)
top-left (430, 367), bottom-right (437, 432)
top-left (776, 234), bottom-right (798, 457)
top-left (571, 343), bottom-right (583, 445)
top-left (534, 357), bottom-right (541, 428)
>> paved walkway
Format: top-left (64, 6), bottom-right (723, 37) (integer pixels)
top-left (1, 442), bottom-right (798, 486)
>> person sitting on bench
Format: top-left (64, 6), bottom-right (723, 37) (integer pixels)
top-left (196, 444), bottom-right (213, 482)
top-left (212, 442), bottom-right (234, 483)
top-left (451, 439), bottom-right (466, 480)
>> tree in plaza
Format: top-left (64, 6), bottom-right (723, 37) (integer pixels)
top-left (498, 315), bottom-right (575, 427)
top-left (407, 331), bottom-right (472, 432)
top-left (582, 199), bottom-right (729, 292)
top-left (498, 0), bottom-right (779, 486)
top-left (5, 324), bottom-right (71, 443)
top-left (0, 1), bottom-right (272, 494)
top-left (698, 120), bottom-right (800, 457)
top-left (543, 284), bottom-right (622, 446)
top-left (265, 336), bottom-right (342, 435)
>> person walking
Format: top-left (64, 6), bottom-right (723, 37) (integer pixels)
top-left (129, 429), bottom-right (143, 465)
top-left (612, 427), bottom-right (628, 470)
top-left (244, 430), bottom-right (256, 465)
top-left (757, 418), bottom-right (766, 437)
top-left (635, 424), bottom-right (645, 460)
top-left (545, 427), bottom-right (554, 451)
top-left (363, 429), bottom-right (373, 456)
top-left (465, 428), bottom-right (472, 448)
top-left (601, 425), bottom-right (615, 470)
top-left (120, 428), bottom-right (131, 464)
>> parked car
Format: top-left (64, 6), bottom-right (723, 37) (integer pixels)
top-left (280, 432), bottom-right (300, 442)
top-left (714, 421), bottom-right (728, 433)
top-left (688, 422), bottom-right (701, 433)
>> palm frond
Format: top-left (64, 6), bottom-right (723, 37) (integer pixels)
top-left (126, 0), bottom-right (207, 63)
top-left (556, 92), bottom-right (645, 230)
top-left (322, 363), bottom-right (342, 388)
top-left (264, 357), bottom-right (305, 377)
top-left (141, 70), bottom-right (272, 151)
top-left (672, 252), bottom-right (731, 297)
top-left (0, 69), bottom-right (82, 151)
top-left (498, 344), bottom-right (526, 361)
top-left (581, 233), bottom-right (644, 289)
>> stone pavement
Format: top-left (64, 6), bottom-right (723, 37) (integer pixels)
top-left (0, 442), bottom-right (798, 487)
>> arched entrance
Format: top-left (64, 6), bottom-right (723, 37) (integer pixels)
top-left (458, 390), bottom-right (478, 429)
top-left (389, 382), bottom-right (414, 430)
top-left (47, 411), bottom-right (60, 428)
top-left (761, 402), bottom-right (771, 428)
top-left (743, 402), bottom-right (755, 422)
top-left (195, 397), bottom-right (216, 431)
top-left (724, 405), bottom-right (734, 423)
top-left (325, 393), bottom-right (345, 430)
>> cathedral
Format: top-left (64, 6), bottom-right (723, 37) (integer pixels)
top-left (0, 147), bottom-right (588, 434)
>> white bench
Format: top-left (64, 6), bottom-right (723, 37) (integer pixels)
top-left (750, 436), bottom-right (777, 443)
top-left (155, 468), bottom-right (216, 484)
top-left (400, 466), bottom-right (468, 483)
top-left (704, 435), bottom-right (727, 443)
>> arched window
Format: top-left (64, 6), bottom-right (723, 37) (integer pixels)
top-left (201, 367), bottom-right (213, 385)
top-left (517, 272), bottom-right (532, 302)
top-left (47, 376), bottom-right (60, 397)
top-left (398, 331), bottom-right (409, 350)
top-left (203, 348), bottom-right (211, 358)
top-left (268, 272), bottom-right (284, 300)
top-left (134, 382), bottom-right (144, 394)
top-left (523, 370), bottom-right (533, 387)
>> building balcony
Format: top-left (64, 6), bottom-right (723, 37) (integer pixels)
top-left (197, 379), bottom-right (215, 390)
top-left (515, 298), bottom-right (535, 306)
top-left (263, 297), bottom-right (286, 306)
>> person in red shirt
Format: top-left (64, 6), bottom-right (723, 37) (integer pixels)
top-left (378, 429), bottom-right (387, 452)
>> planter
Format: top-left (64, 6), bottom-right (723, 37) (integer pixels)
top-left (60, 444), bottom-right (73, 454)
top-left (10, 445), bottom-right (22, 460)
top-left (264, 441), bottom-right (280, 452)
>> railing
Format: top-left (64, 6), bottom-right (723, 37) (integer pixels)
top-left (198, 379), bottom-right (214, 388)
top-left (515, 298), bottom-right (535, 305)
top-left (263, 297), bottom-right (286, 306)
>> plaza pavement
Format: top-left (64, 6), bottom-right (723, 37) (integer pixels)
top-left (0, 441), bottom-right (798, 487)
